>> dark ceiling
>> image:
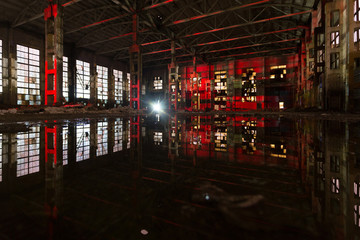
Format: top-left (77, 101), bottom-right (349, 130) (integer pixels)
top-left (0, 0), bottom-right (316, 66)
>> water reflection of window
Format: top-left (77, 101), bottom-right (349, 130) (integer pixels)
top-left (215, 128), bottom-right (227, 152)
top-left (355, 205), bottom-right (360, 227)
top-left (0, 133), bottom-right (2, 181)
top-left (355, 180), bottom-right (360, 198)
top-left (17, 126), bottom-right (40, 177)
top-left (154, 132), bottom-right (163, 145)
top-left (76, 123), bottom-right (90, 162)
top-left (331, 178), bottom-right (340, 194)
top-left (97, 121), bottom-right (108, 156)
top-left (127, 120), bottom-right (130, 149)
top-left (63, 126), bottom-right (69, 165)
top-left (113, 119), bottom-right (123, 152)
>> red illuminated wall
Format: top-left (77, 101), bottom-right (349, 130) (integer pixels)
top-left (178, 54), bottom-right (299, 111)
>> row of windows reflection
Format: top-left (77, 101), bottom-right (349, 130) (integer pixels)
top-left (0, 118), bottom-right (133, 181)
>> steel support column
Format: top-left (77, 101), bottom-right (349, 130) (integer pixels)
top-left (129, 14), bottom-right (142, 110)
top-left (168, 40), bottom-right (179, 111)
top-left (191, 55), bottom-right (199, 111)
top-left (44, 0), bottom-right (63, 105)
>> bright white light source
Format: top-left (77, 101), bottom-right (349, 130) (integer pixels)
top-left (152, 101), bottom-right (162, 112)
top-left (279, 102), bottom-right (284, 109)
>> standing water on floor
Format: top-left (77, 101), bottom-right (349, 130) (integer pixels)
top-left (0, 114), bottom-right (358, 240)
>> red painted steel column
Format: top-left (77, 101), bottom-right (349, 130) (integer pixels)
top-left (129, 13), bottom-right (142, 110)
top-left (44, 0), bottom-right (63, 105)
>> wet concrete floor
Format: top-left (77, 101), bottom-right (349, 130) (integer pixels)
top-left (0, 114), bottom-right (358, 239)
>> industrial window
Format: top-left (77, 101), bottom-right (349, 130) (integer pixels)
top-left (330, 155), bottom-right (340, 172)
top-left (0, 40), bottom-right (2, 93)
top-left (270, 65), bottom-right (287, 79)
top-left (63, 126), bottom-right (68, 165)
top-left (330, 10), bottom-right (340, 27)
top-left (113, 118), bottom-right (123, 152)
top-left (355, 0), bottom-right (360, 22)
top-left (330, 52), bottom-right (340, 69)
top-left (96, 121), bottom-right (108, 156)
top-left (63, 56), bottom-right (69, 102)
top-left (76, 60), bottom-right (90, 99)
top-left (330, 31), bottom-right (340, 48)
top-left (76, 123), bottom-right (90, 162)
top-left (127, 73), bottom-right (130, 102)
top-left (16, 126), bottom-right (40, 177)
top-left (331, 177), bottom-right (340, 193)
top-left (154, 132), bottom-right (163, 145)
top-left (114, 69), bottom-right (123, 105)
top-left (317, 33), bottom-right (325, 47)
top-left (356, 205), bottom-right (360, 227)
top-left (154, 76), bottom-right (163, 90)
top-left (355, 29), bottom-right (360, 43)
top-left (16, 45), bottom-right (41, 105)
top-left (97, 65), bottom-right (108, 104)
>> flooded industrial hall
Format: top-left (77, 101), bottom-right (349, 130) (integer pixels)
top-left (0, 115), bottom-right (358, 239)
top-left (0, 0), bottom-right (359, 239)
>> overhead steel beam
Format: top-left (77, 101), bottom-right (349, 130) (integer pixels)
top-left (66, 0), bottom-right (177, 35)
top-left (78, 32), bottom-right (133, 47)
top-left (86, 9), bottom-right (310, 52)
top-left (208, 47), bottom-right (298, 60)
top-left (66, 14), bottom-right (129, 34)
top-left (194, 27), bottom-right (298, 47)
top-left (12, 0), bottom-right (82, 28)
top-left (142, 46), bottom-right (298, 65)
top-left (204, 38), bottom-right (299, 54)
top-left (167, 0), bottom-right (269, 26)
top-left (76, 1), bottom-right (270, 48)
top-left (120, 38), bottom-right (299, 60)
top-left (183, 10), bottom-right (312, 38)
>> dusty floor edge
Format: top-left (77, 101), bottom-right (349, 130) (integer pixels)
top-left (0, 110), bottom-right (358, 122)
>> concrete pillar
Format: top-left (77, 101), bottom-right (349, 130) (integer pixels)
top-left (108, 119), bottom-right (115, 154)
top-left (108, 66), bottom-right (115, 107)
top-left (90, 55), bottom-right (97, 105)
top-left (168, 40), bottom-right (179, 111)
top-left (90, 120), bottom-right (97, 159)
top-left (67, 123), bottom-right (76, 166)
top-left (191, 55), bottom-right (198, 111)
top-left (2, 26), bottom-right (17, 106)
top-left (3, 133), bottom-right (17, 191)
top-left (44, 0), bottom-right (63, 105)
top-left (68, 44), bottom-right (76, 103)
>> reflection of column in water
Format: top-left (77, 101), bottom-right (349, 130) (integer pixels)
top-left (168, 115), bottom-right (179, 181)
top-left (3, 133), bottom-right (17, 189)
top-left (44, 123), bottom-right (63, 239)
